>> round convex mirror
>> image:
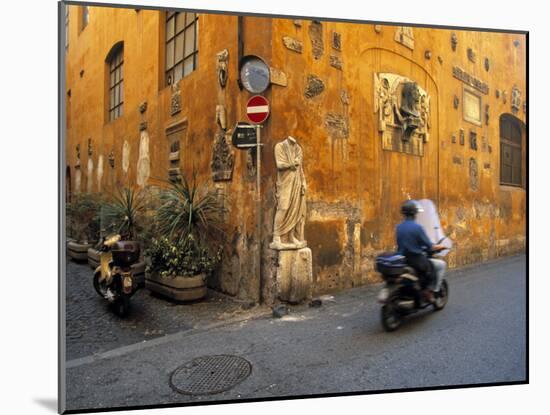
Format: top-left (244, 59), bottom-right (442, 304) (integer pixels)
top-left (240, 56), bottom-right (270, 94)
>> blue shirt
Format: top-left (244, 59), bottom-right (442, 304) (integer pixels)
top-left (396, 218), bottom-right (433, 256)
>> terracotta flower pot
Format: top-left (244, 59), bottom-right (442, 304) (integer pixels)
top-left (145, 272), bottom-right (207, 302)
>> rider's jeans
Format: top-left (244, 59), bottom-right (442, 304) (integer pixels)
top-left (429, 258), bottom-right (446, 291)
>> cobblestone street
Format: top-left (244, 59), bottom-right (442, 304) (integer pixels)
top-left (65, 259), bottom-right (265, 360)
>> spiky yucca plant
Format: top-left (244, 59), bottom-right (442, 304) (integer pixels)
top-left (157, 172), bottom-right (226, 245)
top-left (103, 187), bottom-right (147, 240)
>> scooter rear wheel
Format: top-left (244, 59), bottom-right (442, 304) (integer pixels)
top-left (114, 295), bottom-right (130, 317)
top-left (93, 271), bottom-right (108, 298)
top-left (381, 302), bottom-right (402, 332)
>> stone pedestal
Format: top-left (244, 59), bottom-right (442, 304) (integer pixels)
top-left (276, 247), bottom-right (313, 304)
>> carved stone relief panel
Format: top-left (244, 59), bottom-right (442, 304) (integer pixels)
top-left (216, 105), bottom-right (227, 131)
top-left (467, 47), bottom-right (476, 63)
top-left (211, 131), bottom-right (235, 181)
top-left (511, 86), bottom-right (521, 113)
top-left (331, 31), bottom-right (342, 51)
top-left (283, 36), bottom-right (303, 53)
top-left (136, 130), bottom-right (151, 187)
top-left (463, 88), bottom-right (482, 126)
top-left (270, 68), bottom-right (288, 87)
top-left (97, 155), bottom-right (104, 192)
top-left (469, 157), bottom-right (479, 191)
top-left (469, 130), bottom-right (478, 151)
top-left (451, 33), bottom-right (458, 51)
top-left (216, 49), bottom-right (229, 88)
top-left (122, 140), bottom-right (130, 174)
top-left (325, 113), bottom-right (349, 139)
top-left (170, 83), bottom-right (181, 116)
top-left (329, 55), bottom-right (343, 70)
top-left (374, 73), bottom-right (430, 155)
top-left (304, 75), bottom-right (324, 99)
top-left (394, 26), bottom-right (414, 50)
top-left (309, 21), bottom-right (324, 59)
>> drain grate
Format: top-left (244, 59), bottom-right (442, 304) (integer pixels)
top-left (169, 355), bottom-right (252, 395)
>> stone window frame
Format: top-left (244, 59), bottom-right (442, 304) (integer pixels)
top-left (164, 11), bottom-right (199, 87)
top-left (462, 86), bottom-right (482, 127)
top-left (106, 42), bottom-right (124, 122)
top-left (499, 114), bottom-right (524, 188)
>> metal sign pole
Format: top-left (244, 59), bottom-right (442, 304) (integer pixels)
top-left (255, 124), bottom-right (262, 302)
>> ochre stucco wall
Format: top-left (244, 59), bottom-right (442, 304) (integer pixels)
top-left (65, 6), bottom-right (526, 302)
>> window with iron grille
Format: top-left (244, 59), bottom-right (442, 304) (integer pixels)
top-left (165, 12), bottom-right (199, 86)
top-left (108, 44), bottom-right (124, 121)
top-left (500, 114), bottom-right (523, 187)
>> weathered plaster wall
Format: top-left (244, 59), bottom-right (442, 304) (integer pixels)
top-left (65, 6), bottom-right (526, 302)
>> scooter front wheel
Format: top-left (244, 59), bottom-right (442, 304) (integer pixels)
top-left (381, 302), bottom-right (402, 332)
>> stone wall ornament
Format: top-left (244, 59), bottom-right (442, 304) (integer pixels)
top-left (331, 31), bottom-right (342, 51)
top-left (329, 55), bottom-right (343, 70)
top-left (374, 73), bottom-right (430, 154)
top-left (485, 104), bottom-right (490, 126)
top-left (452, 66), bottom-right (489, 95)
top-left (139, 101), bottom-right (147, 113)
top-left (304, 74), bottom-right (325, 99)
top-left (308, 21), bottom-right (324, 60)
top-left (451, 32), bottom-right (458, 51)
top-left (503, 90), bottom-right (507, 104)
top-left (97, 155), bottom-right (104, 192)
top-left (511, 86), bottom-right (521, 113)
top-left (459, 128), bottom-right (465, 145)
top-left (108, 150), bottom-right (115, 168)
top-left (451, 134), bottom-right (456, 144)
top-left (469, 157), bottom-right (479, 191)
top-left (170, 82), bottom-right (181, 116)
top-left (282, 36), bottom-right (303, 53)
top-left (437, 56), bottom-right (443, 64)
top-left (216, 49), bottom-right (229, 88)
top-left (211, 132), bottom-right (234, 181)
top-left (270, 67), bottom-right (288, 87)
top-left (87, 157), bottom-right (94, 193)
top-left (374, 25), bottom-right (382, 33)
top-left (394, 26), bottom-right (414, 50)
top-left (424, 50), bottom-right (432, 60)
top-left (469, 130), bottom-right (478, 151)
top-left (484, 57), bottom-right (490, 72)
top-left (453, 95), bottom-right (460, 109)
top-left (467, 47), bottom-right (476, 63)
top-left (496, 89), bottom-right (500, 99)
top-left (122, 140), bottom-right (130, 174)
top-left (136, 130), bottom-right (151, 187)
top-left (270, 136), bottom-right (307, 250)
top-left (216, 105), bottom-right (227, 131)
top-left (87, 138), bottom-right (92, 156)
top-left (325, 113), bottom-right (349, 139)
top-left (293, 20), bottom-right (302, 27)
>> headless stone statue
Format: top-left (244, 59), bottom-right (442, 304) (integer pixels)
top-left (270, 136), bottom-right (307, 250)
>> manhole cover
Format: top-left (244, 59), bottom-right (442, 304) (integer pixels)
top-left (169, 355), bottom-right (252, 395)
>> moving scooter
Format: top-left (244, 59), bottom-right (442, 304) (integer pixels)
top-left (93, 234), bottom-right (141, 316)
top-left (376, 247), bottom-right (449, 332)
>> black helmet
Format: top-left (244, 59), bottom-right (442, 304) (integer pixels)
top-left (401, 200), bottom-right (424, 217)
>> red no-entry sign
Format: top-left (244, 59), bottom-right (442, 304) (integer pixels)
top-left (246, 95), bottom-right (270, 124)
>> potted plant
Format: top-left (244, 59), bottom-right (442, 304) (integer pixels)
top-left (145, 173), bottom-right (225, 301)
top-left (66, 193), bottom-right (102, 261)
top-left (87, 187), bottom-right (148, 286)
top-left (145, 234), bottom-right (222, 301)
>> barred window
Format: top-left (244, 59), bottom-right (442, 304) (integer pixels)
top-left (500, 114), bottom-right (523, 187)
top-left (165, 12), bottom-right (199, 86)
top-left (107, 44), bottom-right (124, 121)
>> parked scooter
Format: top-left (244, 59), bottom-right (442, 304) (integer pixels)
top-left (376, 246), bottom-right (449, 332)
top-left (93, 234), bottom-right (141, 316)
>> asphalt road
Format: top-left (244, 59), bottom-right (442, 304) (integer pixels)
top-left (65, 254), bottom-right (526, 412)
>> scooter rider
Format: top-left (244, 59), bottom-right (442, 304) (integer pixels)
top-left (396, 200), bottom-right (445, 303)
